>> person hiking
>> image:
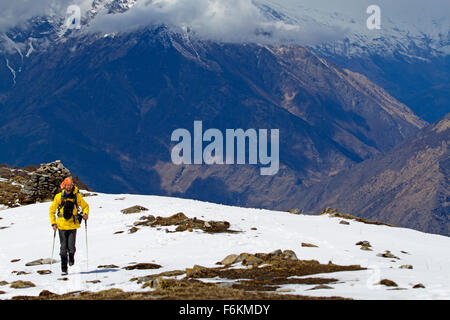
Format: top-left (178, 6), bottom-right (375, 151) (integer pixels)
top-left (49, 177), bottom-right (89, 275)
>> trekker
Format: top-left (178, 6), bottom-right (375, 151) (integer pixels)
top-left (49, 177), bottom-right (89, 275)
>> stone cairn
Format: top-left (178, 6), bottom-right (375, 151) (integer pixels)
top-left (20, 160), bottom-right (72, 204)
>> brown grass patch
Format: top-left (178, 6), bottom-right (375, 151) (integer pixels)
top-left (12, 251), bottom-right (363, 300)
top-left (12, 278), bottom-right (350, 300)
top-left (320, 208), bottom-right (393, 227)
top-left (0, 181), bottom-right (23, 207)
top-left (131, 212), bottom-right (239, 234)
top-left (186, 257), bottom-right (363, 281)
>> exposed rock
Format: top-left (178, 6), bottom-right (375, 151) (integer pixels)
top-left (0, 281), bottom-right (8, 286)
top-left (378, 279), bottom-right (398, 287)
top-left (147, 277), bottom-right (164, 289)
top-left (133, 270), bottom-right (185, 285)
top-left (281, 250), bottom-right (298, 260)
top-left (12, 271), bottom-right (31, 275)
top-left (185, 265), bottom-right (209, 278)
top-left (87, 280), bottom-right (101, 284)
top-left (377, 251), bottom-right (400, 260)
top-left (286, 209), bottom-right (301, 215)
top-left (301, 242), bottom-right (318, 248)
top-left (37, 270), bottom-right (52, 275)
top-left (10, 259), bottom-right (20, 263)
top-left (132, 212), bottom-right (235, 234)
top-left (25, 258), bottom-right (58, 266)
top-left (184, 251), bottom-right (364, 295)
top-left (98, 264), bottom-right (119, 269)
top-left (231, 253), bottom-right (246, 265)
top-left (241, 255), bottom-right (263, 267)
top-left (356, 241), bottom-right (372, 251)
top-left (121, 205), bottom-right (149, 214)
top-left (10, 281), bottom-right (36, 289)
top-left (39, 290), bottom-right (56, 297)
top-left (399, 265), bottom-right (413, 269)
top-left (128, 227), bottom-right (139, 234)
top-left (220, 254), bottom-right (239, 266)
top-left (124, 263), bottom-right (162, 270)
top-left (307, 285), bottom-right (334, 290)
top-left (81, 193), bottom-right (98, 197)
top-left (270, 249), bottom-right (283, 255)
top-left (319, 208), bottom-right (393, 227)
top-left (413, 283), bottom-right (425, 289)
top-left (339, 220), bottom-right (350, 225)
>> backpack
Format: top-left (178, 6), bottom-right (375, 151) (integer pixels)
top-left (58, 191), bottom-right (80, 223)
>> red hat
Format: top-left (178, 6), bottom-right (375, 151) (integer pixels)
top-left (60, 177), bottom-right (74, 189)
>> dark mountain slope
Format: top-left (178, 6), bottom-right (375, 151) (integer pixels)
top-left (0, 28), bottom-right (424, 208)
top-left (295, 114), bottom-right (449, 235)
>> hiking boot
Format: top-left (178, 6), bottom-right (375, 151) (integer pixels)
top-left (69, 253), bottom-right (75, 266)
top-left (61, 255), bottom-right (68, 273)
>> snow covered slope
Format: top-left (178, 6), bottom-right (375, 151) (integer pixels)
top-left (0, 192), bottom-right (449, 300)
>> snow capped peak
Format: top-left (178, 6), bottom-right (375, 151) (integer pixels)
top-left (90, 0), bottom-right (137, 15)
top-left (1, 0), bottom-right (448, 58)
top-left (255, 0), bottom-right (450, 57)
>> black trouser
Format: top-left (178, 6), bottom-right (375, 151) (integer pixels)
top-left (59, 229), bottom-right (77, 265)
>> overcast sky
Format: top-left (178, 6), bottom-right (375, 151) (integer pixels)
top-left (0, 0), bottom-right (448, 44)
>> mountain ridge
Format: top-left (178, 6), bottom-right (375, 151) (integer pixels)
top-left (0, 29), bottom-right (425, 209)
top-left (294, 114), bottom-right (449, 236)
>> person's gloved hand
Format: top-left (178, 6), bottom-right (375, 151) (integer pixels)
top-left (52, 224), bottom-right (57, 231)
top-left (83, 215), bottom-right (88, 220)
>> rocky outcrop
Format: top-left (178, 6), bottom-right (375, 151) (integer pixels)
top-left (120, 205), bottom-right (149, 214)
top-left (378, 279), bottom-right (398, 287)
top-left (131, 212), bottom-right (236, 234)
top-left (0, 160), bottom-right (91, 206)
top-left (20, 161), bottom-right (72, 204)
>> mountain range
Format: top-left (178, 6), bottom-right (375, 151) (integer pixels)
top-left (294, 115), bottom-right (449, 236)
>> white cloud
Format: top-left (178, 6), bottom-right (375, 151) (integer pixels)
top-left (87, 0), bottom-right (345, 45)
top-left (0, 0), bottom-right (93, 32)
top-left (1, 0), bottom-right (446, 45)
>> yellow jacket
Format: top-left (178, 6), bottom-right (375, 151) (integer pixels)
top-left (49, 186), bottom-right (89, 230)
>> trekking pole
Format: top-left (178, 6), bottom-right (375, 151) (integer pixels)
top-left (50, 229), bottom-right (56, 271)
top-left (85, 219), bottom-right (88, 271)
